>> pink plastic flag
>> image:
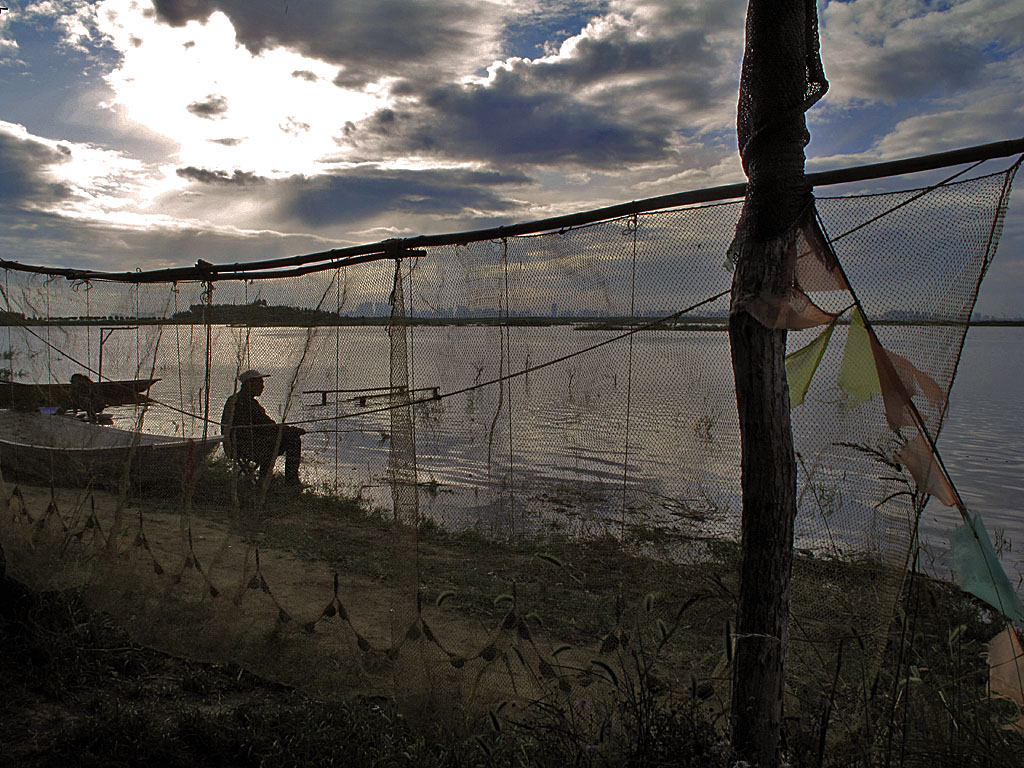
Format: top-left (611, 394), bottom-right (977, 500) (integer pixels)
top-left (894, 431), bottom-right (956, 506)
top-left (988, 625), bottom-right (1024, 734)
top-left (794, 219), bottom-right (850, 293)
top-left (744, 288), bottom-right (839, 330)
top-left (741, 213), bottom-right (846, 331)
top-left (868, 333), bottom-right (944, 430)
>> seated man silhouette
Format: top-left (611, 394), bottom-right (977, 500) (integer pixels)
top-left (221, 370), bottom-right (304, 485)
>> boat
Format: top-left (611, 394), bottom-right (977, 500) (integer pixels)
top-left (0, 378), bottom-right (159, 412)
top-left (0, 410), bottom-right (222, 488)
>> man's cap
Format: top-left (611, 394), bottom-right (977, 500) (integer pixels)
top-left (238, 369), bottom-right (268, 383)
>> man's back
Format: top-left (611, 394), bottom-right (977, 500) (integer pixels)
top-left (221, 373), bottom-right (302, 485)
top-left (223, 390), bottom-right (277, 463)
top-left (221, 391), bottom-right (241, 460)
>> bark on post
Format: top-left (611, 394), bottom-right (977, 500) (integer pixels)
top-left (728, 1), bottom-right (827, 765)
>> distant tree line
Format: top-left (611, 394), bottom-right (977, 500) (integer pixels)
top-left (169, 300), bottom-right (342, 326)
top-left (3, 303), bottom-right (1022, 328)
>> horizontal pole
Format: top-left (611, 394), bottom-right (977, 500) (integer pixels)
top-left (2, 137), bottom-right (1020, 283)
top-left (304, 386), bottom-right (441, 407)
top-left (302, 387), bottom-right (398, 395)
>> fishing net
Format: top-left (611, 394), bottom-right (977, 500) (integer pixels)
top-left (0, 161), bottom-right (1018, 743)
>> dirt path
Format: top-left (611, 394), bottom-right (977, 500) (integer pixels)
top-left (0, 481), bottom-right (619, 714)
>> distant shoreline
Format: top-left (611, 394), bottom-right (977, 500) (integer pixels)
top-left (2, 316), bottom-right (1023, 329)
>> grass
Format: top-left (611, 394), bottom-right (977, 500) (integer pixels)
top-left (147, 460), bottom-right (740, 645)
top-left (4, 465), bottom-right (1022, 766)
top-left (2, 560), bottom-right (1020, 766)
top-left (0, 573), bottom-right (731, 767)
top-left (849, 573), bottom-right (1024, 766)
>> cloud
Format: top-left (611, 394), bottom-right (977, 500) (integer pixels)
top-left (279, 117), bottom-right (310, 136)
top-left (281, 166), bottom-right (531, 227)
top-left (151, 0), bottom-right (508, 89)
top-left (358, 74), bottom-right (672, 167)
top-left (533, 0), bottom-right (745, 119)
top-left (91, 4), bottom-right (384, 178)
top-left (809, 0), bottom-right (1024, 163)
top-left (341, 0), bottom-right (745, 168)
top-left (0, 205), bottom-right (332, 273)
top-left (0, 128), bottom-right (74, 207)
top-left (499, 0), bottom-right (608, 59)
top-left (176, 166), bottom-right (265, 185)
top-left (18, 0), bottom-right (103, 55)
top-left (873, 85), bottom-right (1024, 158)
top-left (186, 93), bottom-right (228, 119)
top-left (820, 0), bottom-right (1024, 106)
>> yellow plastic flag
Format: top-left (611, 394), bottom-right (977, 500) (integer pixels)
top-left (785, 319), bottom-right (837, 408)
top-left (838, 308), bottom-right (881, 403)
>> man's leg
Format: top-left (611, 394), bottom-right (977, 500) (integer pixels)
top-left (281, 427), bottom-right (302, 486)
top-left (257, 453), bottom-right (276, 483)
top-left (283, 450), bottom-right (300, 485)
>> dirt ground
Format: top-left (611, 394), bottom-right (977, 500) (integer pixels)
top-left (1, 477), bottom-right (705, 721)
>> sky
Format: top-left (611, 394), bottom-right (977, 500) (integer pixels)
top-left (0, 0), bottom-right (1022, 316)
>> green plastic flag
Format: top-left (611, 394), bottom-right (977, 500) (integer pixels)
top-left (838, 307), bottom-right (881, 403)
top-left (785, 319), bottom-right (837, 408)
top-left (950, 510), bottom-right (1024, 625)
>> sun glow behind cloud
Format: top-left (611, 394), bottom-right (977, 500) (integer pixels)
top-left (0, 0), bottom-right (1021, 313)
top-left (95, 1), bottom-right (386, 178)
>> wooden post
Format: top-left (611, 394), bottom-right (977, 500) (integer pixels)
top-left (728, 246), bottom-right (799, 767)
top-left (728, 1), bottom-right (827, 765)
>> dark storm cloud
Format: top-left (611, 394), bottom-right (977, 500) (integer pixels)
top-left (186, 94), bottom-right (228, 119)
top-left (430, 79), bottom-right (670, 165)
top-left (152, 0), bottom-right (497, 89)
top-left (837, 40), bottom-right (989, 103)
top-left (0, 130), bottom-right (73, 207)
top-left (282, 167), bottom-right (530, 227)
top-left (516, 30), bottom-right (729, 111)
top-left (291, 70), bottom-right (319, 82)
top-left (151, 0), bottom-right (744, 169)
top-left (341, 0), bottom-right (744, 167)
top-left (176, 166), bottom-right (265, 185)
top-left (494, 0), bottom-right (745, 115)
top-left (149, 0), bottom-right (215, 26)
top-left (351, 71), bottom-right (671, 167)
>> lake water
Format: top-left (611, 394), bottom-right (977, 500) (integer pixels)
top-left (923, 326), bottom-right (1024, 592)
top-left (263, 324), bottom-right (1024, 600)
top-left (12, 322), bottom-right (1022, 597)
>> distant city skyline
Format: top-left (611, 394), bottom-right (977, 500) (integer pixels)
top-left (6, 302), bottom-right (1023, 324)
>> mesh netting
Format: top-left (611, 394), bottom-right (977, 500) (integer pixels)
top-left (0, 165), bottom-right (1017, 740)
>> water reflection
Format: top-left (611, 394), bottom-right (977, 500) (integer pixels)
top-left (9, 323), bottom-right (1020, 595)
top-left (924, 326), bottom-right (1024, 595)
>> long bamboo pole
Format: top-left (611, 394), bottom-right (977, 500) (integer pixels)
top-left (1, 137), bottom-right (1021, 284)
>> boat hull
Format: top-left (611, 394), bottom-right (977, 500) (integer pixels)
top-left (0, 378), bottom-right (158, 412)
top-left (0, 411), bottom-right (222, 488)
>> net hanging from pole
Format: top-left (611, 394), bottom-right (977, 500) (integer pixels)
top-left (0, 159), bottom-right (1019, 746)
